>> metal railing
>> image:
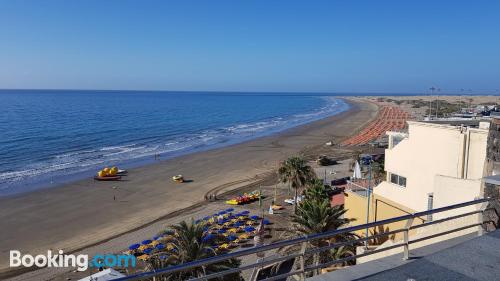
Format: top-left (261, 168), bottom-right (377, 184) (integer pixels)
top-left (115, 197), bottom-right (494, 281)
top-left (345, 180), bottom-right (370, 197)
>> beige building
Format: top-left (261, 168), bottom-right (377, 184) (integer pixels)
top-left (376, 121), bottom-right (489, 217)
top-left (344, 120), bottom-right (490, 238)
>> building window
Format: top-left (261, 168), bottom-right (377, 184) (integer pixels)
top-left (389, 173), bottom-right (406, 187)
top-left (399, 176), bottom-right (407, 187)
top-left (390, 173), bottom-right (398, 184)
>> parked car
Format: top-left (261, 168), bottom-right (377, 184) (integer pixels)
top-left (331, 177), bottom-right (350, 186)
top-left (316, 155), bottom-right (338, 166)
top-left (284, 195), bottom-right (304, 205)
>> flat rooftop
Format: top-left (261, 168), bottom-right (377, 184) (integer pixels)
top-left (309, 230), bottom-right (500, 281)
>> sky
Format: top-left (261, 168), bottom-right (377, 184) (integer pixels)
top-left (0, 1), bottom-right (499, 93)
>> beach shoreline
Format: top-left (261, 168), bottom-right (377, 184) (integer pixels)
top-left (0, 98), bottom-right (378, 279)
top-left (0, 93), bottom-right (350, 197)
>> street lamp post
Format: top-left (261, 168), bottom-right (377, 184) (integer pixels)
top-left (363, 156), bottom-right (373, 248)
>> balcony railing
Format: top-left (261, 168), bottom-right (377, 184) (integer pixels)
top-left (115, 197), bottom-right (495, 281)
top-left (345, 180), bottom-right (371, 197)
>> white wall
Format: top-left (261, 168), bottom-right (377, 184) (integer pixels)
top-left (465, 129), bottom-right (488, 179)
top-left (433, 175), bottom-right (482, 219)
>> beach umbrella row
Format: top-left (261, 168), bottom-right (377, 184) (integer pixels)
top-left (128, 209), bottom-right (268, 259)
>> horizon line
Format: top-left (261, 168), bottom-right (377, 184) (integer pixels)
top-left (1, 88), bottom-right (499, 96)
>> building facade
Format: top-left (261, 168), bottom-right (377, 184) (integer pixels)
top-left (344, 120), bottom-right (490, 238)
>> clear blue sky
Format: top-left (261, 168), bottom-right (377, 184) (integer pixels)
top-left (1, 1), bottom-right (499, 93)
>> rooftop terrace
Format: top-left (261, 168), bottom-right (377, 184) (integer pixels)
top-left (309, 230), bottom-right (500, 281)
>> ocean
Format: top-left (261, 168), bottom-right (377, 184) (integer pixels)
top-left (0, 90), bottom-right (349, 195)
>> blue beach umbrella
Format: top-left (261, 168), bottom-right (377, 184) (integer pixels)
top-left (263, 219), bottom-right (270, 225)
top-left (250, 215), bottom-right (260, 220)
top-left (241, 210), bottom-right (250, 215)
top-left (218, 229), bottom-right (227, 234)
top-left (153, 235), bottom-right (160, 240)
top-left (202, 234), bottom-right (216, 242)
top-left (234, 221), bottom-right (242, 227)
top-left (218, 211), bottom-right (227, 215)
top-left (142, 239), bottom-right (152, 245)
top-left (156, 243), bottom-right (165, 250)
top-left (226, 208), bottom-right (234, 212)
top-left (195, 219), bottom-right (201, 224)
top-left (244, 226), bottom-right (255, 232)
top-left (128, 244), bottom-right (140, 250)
top-left (160, 255), bottom-right (168, 260)
top-left (203, 216), bottom-right (211, 221)
top-left (245, 226), bottom-right (255, 232)
top-left (144, 248), bottom-right (153, 255)
top-left (227, 235), bottom-right (237, 241)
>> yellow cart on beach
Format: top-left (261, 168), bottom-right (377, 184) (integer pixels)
top-left (172, 175), bottom-right (184, 183)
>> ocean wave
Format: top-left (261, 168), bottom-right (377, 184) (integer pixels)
top-left (0, 96), bottom-right (349, 194)
top-left (100, 143), bottom-right (138, 151)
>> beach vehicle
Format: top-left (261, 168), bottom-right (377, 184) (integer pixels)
top-left (172, 175), bottom-right (184, 183)
top-left (94, 167), bottom-right (122, 181)
top-left (225, 199), bottom-right (240, 205)
top-left (225, 191), bottom-right (260, 205)
top-left (94, 175), bottom-right (122, 181)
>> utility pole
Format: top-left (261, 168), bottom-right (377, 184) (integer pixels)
top-left (460, 89), bottom-right (464, 113)
top-left (436, 88), bottom-right (441, 118)
top-left (429, 87), bottom-right (436, 118)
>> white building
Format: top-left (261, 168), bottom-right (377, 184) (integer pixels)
top-left (375, 121), bottom-right (490, 216)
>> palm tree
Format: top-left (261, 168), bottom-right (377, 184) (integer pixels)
top-left (304, 179), bottom-right (330, 202)
top-left (328, 245), bottom-right (356, 268)
top-left (278, 156), bottom-right (316, 212)
top-left (149, 220), bottom-right (241, 281)
top-left (280, 199), bottom-right (357, 276)
top-left (292, 200), bottom-right (353, 237)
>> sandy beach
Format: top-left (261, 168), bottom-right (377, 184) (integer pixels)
top-left (0, 98), bottom-right (378, 278)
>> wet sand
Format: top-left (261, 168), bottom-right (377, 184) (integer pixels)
top-left (0, 98), bottom-right (378, 277)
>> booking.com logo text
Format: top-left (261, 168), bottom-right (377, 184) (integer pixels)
top-left (10, 250), bottom-right (136, 271)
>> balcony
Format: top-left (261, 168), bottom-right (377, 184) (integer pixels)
top-left (309, 229), bottom-right (500, 281)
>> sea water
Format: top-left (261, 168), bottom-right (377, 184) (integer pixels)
top-left (0, 90), bottom-right (349, 195)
